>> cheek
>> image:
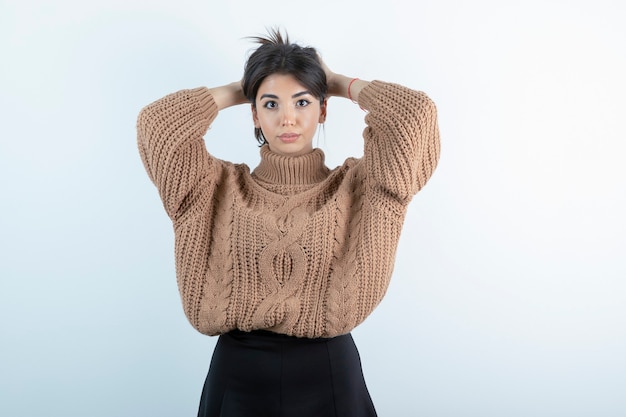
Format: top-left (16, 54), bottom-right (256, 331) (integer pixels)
top-left (258, 111), bottom-right (279, 127)
top-left (304, 112), bottom-right (321, 130)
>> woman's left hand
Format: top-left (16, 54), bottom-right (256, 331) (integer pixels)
top-left (318, 54), bottom-right (368, 102)
top-left (318, 54), bottom-right (341, 97)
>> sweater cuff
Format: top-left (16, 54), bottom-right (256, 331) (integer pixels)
top-left (356, 80), bottom-right (388, 112)
top-left (190, 87), bottom-right (218, 122)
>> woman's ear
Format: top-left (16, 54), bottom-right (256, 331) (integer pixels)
top-left (251, 104), bottom-right (260, 128)
top-left (319, 99), bottom-right (328, 123)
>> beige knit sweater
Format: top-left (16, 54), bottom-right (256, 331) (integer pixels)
top-left (137, 81), bottom-right (440, 338)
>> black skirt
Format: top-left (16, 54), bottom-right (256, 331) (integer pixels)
top-left (197, 329), bottom-right (377, 417)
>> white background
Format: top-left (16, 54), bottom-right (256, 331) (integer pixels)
top-left (1, 0), bottom-right (625, 416)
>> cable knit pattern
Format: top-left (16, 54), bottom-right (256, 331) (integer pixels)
top-left (137, 81), bottom-right (440, 338)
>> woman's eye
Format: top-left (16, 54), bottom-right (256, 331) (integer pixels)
top-left (296, 99), bottom-right (311, 107)
top-left (263, 101), bottom-right (277, 109)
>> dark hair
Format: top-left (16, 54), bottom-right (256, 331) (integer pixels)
top-left (242, 28), bottom-right (327, 145)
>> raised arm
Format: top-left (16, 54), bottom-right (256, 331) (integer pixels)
top-left (137, 81), bottom-right (247, 219)
top-left (320, 57), bottom-right (440, 206)
top-left (359, 82), bottom-right (440, 204)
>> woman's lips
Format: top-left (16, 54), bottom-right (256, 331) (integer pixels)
top-left (278, 133), bottom-right (299, 143)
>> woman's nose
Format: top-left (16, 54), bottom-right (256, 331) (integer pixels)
top-left (281, 107), bottom-right (295, 126)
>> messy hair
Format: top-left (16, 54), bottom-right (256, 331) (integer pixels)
top-left (242, 28), bottom-right (327, 145)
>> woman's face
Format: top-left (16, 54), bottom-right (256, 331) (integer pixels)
top-left (252, 73), bottom-right (326, 157)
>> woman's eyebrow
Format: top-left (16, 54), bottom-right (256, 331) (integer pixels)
top-left (292, 91), bottom-right (312, 98)
top-left (259, 91), bottom-right (311, 100)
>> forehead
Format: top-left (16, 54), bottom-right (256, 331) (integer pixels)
top-left (257, 73), bottom-right (309, 96)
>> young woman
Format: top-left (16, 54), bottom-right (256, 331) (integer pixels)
top-left (137, 29), bottom-right (440, 417)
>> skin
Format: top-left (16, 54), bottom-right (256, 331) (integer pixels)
top-left (252, 73), bottom-right (327, 156)
top-left (207, 56), bottom-right (370, 155)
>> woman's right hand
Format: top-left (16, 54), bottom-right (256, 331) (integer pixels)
top-left (209, 81), bottom-right (248, 111)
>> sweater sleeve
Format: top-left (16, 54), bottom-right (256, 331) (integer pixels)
top-left (358, 81), bottom-right (440, 207)
top-left (137, 87), bottom-right (219, 220)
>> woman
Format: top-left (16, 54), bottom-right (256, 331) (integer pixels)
top-left (137, 29), bottom-right (440, 417)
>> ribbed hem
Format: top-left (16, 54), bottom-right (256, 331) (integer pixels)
top-left (252, 145), bottom-right (330, 185)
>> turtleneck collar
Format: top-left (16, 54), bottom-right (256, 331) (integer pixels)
top-left (252, 145), bottom-right (330, 186)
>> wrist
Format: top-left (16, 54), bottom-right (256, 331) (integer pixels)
top-left (228, 81), bottom-right (247, 105)
top-left (328, 75), bottom-right (369, 103)
top-left (210, 81), bottom-right (247, 110)
top-left (348, 78), bottom-right (359, 103)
